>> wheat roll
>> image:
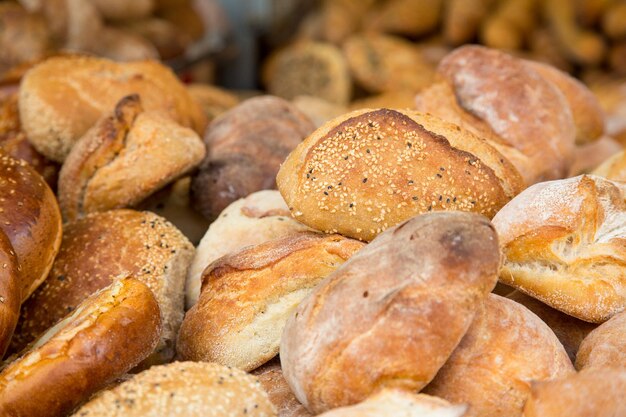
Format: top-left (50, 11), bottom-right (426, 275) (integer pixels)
top-left (277, 108), bottom-right (523, 241)
top-left (0, 229), bottom-right (19, 357)
top-left (0, 278), bottom-right (161, 417)
top-left (72, 361), bottom-right (276, 417)
top-left (576, 308), bottom-right (626, 369)
top-left (281, 212), bottom-right (500, 413)
top-left (253, 360), bottom-right (312, 417)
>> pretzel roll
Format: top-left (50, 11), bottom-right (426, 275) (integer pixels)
top-left (281, 212), bottom-right (500, 413)
top-left (59, 95), bottom-right (205, 221)
top-left (18, 55), bottom-right (206, 162)
top-left (425, 294), bottom-right (574, 417)
top-left (0, 278), bottom-right (161, 417)
top-left (11, 209), bottom-right (193, 364)
top-left (0, 152), bottom-right (62, 301)
top-left (277, 109), bottom-right (523, 241)
top-left (415, 46), bottom-right (576, 185)
top-left (576, 308), bottom-right (626, 369)
top-left (0, 229), bottom-right (19, 357)
top-left (253, 360), bottom-right (312, 417)
top-left (178, 232), bottom-right (364, 371)
top-left (493, 175), bottom-right (626, 323)
top-left (71, 361), bottom-right (276, 417)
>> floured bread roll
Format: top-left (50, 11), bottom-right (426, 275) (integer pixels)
top-left (576, 308), bottom-right (626, 369)
top-left (493, 174), bottom-right (626, 323)
top-left (185, 190), bottom-right (310, 309)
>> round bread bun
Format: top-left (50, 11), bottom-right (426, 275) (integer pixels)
top-left (18, 55), bottom-right (207, 162)
top-left (177, 231), bottom-right (364, 371)
top-left (186, 83), bottom-right (239, 123)
top-left (424, 294), bottom-right (574, 417)
top-left (252, 360), bottom-right (312, 417)
top-left (277, 108), bottom-right (523, 241)
top-left (0, 152), bottom-right (62, 301)
top-left (0, 278), bottom-right (161, 417)
top-left (10, 209), bottom-right (194, 364)
top-left (576, 308), bottom-right (626, 369)
top-left (522, 368), bottom-right (626, 417)
top-left (0, 228), bottom-right (19, 357)
top-left (281, 212), bottom-right (500, 413)
top-left (58, 94), bottom-right (205, 221)
top-left (71, 361), bottom-right (276, 417)
top-left (493, 174), bottom-right (626, 323)
top-left (186, 190), bottom-right (310, 309)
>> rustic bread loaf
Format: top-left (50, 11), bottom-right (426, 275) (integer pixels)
top-left (178, 232), bottom-right (364, 371)
top-left (253, 360), bottom-right (312, 417)
top-left (576, 308), bottom-right (626, 369)
top-left (0, 229), bottom-right (19, 357)
top-left (493, 174), bottom-right (626, 323)
top-left (0, 278), bottom-right (161, 417)
top-left (281, 212), bottom-right (500, 413)
top-left (277, 108), bottom-right (523, 241)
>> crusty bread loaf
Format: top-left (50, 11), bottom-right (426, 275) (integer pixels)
top-left (0, 152), bottom-right (62, 301)
top-left (177, 232), bottom-right (364, 371)
top-left (253, 360), bottom-right (312, 417)
top-left (493, 174), bottom-right (626, 323)
top-left (58, 95), bottom-right (205, 221)
top-left (317, 389), bottom-right (467, 417)
top-left (191, 96), bottom-right (315, 221)
top-left (281, 212), bottom-right (500, 413)
top-left (71, 361), bottom-right (276, 417)
top-left (576, 308), bottom-right (626, 369)
top-left (507, 291), bottom-right (596, 363)
top-left (522, 368), bottom-right (626, 417)
top-left (11, 209), bottom-right (193, 364)
top-left (0, 278), bottom-right (161, 417)
top-left (186, 190), bottom-right (311, 308)
top-left (277, 108), bottom-right (523, 241)
top-left (0, 229), bottom-right (19, 357)
top-left (424, 294), bottom-right (574, 417)
top-left (19, 55), bottom-right (207, 162)
top-left (415, 45), bottom-right (576, 185)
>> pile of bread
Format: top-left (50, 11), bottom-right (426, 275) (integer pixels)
top-left (2, 42), bottom-right (626, 417)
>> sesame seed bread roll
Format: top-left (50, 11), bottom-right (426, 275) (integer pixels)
top-left (281, 212), bottom-right (500, 413)
top-left (576, 308), bottom-right (626, 369)
top-left (415, 45), bottom-right (576, 185)
top-left (317, 389), bottom-right (467, 417)
top-left (58, 95), bottom-right (206, 221)
top-left (178, 232), bottom-right (364, 371)
top-left (252, 360), bottom-right (312, 417)
top-left (0, 152), bottom-right (62, 301)
top-left (71, 361), bottom-right (276, 417)
top-left (277, 108), bottom-right (523, 241)
top-left (10, 209), bottom-right (193, 365)
top-left (424, 294), bottom-right (575, 417)
top-left (186, 190), bottom-right (311, 309)
top-left (0, 278), bottom-right (161, 417)
top-left (492, 175), bottom-right (626, 323)
top-left (18, 55), bottom-right (207, 162)
top-left (522, 368), bottom-right (626, 417)
top-left (0, 229), bottom-right (19, 357)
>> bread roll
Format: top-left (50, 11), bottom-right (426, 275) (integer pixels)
top-left (277, 108), bottom-right (523, 241)
top-left (365, 0), bottom-right (442, 37)
top-left (191, 96), bottom-right (315, 221)
top-left (0, 229), bottom-right (19, 357)
top-left (292, 95), bottom-right (348, 128)
top-left (0, 152), bottom-right (62, 301)
top-left (71, 361), bottom-right (276, 417)
top-left (281, 212), bottom-right (500, 413)
top-left (91, 0), bottom-right (153, 21)
top-left (186, 190), bottom-right (310, 308)
top-left (317, 389), bottom-right (467, 417)
top-left (58, 95), bottom-right (205, 221)
top-left (186, 83), bottom-right (239, 123)
top-left (349, 92), bottom-right (417, 111)
top-left (19, 55), bottom-right (207, 162)
top-left (0, 3), bottom-right (51, 73)
top-left (90, 27), bottom-right (160, 62)
top-left (507, 291), bottom-right (596, 363)
top-left (522, 368), bottom-right (626, 417)
top-left (424, 294), bottom-right (574, 417)
top-left (569, 136), bottom-right (621, 177)
top-left (592, 148), bottom-right (626, 181)
top-left (178, 232), bottom-right (364, 371)
top-left (11, 209), bottom-right (193, 364)
top-left (588, 77), bottom-right (626, 146)
top-left (0, 278), bottom-right (161, 417)
top-left (263, 42), bottom-right (351, 105)
top-left (415, 46), bottom-right (576, 185)
top-left (253, 360), bottom-right (312, 417)
top-left (493, 175), bottom-right (626, 323)
top-left (576, 308), bottom-right (626, 369)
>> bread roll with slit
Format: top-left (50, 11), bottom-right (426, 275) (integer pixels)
top-left (576, 308), bottom-right (626, 369)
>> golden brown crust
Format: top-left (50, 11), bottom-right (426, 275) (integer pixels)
top-left (576, 308), bottom-right (626, 369)
top-left (292, 96), bottom-right (347, 129)
top-left (253, 360), bottom-right (312, 417)
top-left (0, 152), bottom-right (62, 301)
top-left (277, 108), bottom-right (523, 241)
top-left (0, 229), bottom-right (19, 357)
top-left (592, 149), bottom-right (626, 181)
top-left (72, 361), bottom-right (276, 417)
top-left (10, 209), bottom-right (193, 364)
top-left (0, 278), bottom-right (162, 417)
top-left (280, 212), bottom-right (500, 413)
top-left (186, 83), bottom-right (239, 123)
top-left (177, 232), bottom-right (364, 371)
top-left (364, 0), bottom-right (442, 37)
top-left (424, 294), bottom-right (575, 417)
